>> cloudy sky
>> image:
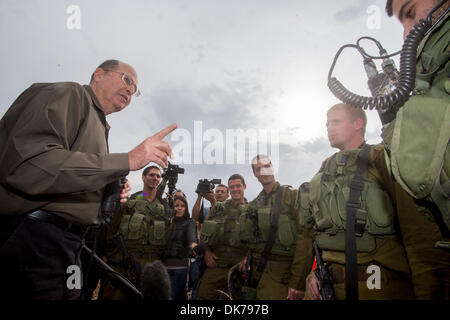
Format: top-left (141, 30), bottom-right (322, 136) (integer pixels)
top-left (0, 0), bottom-right (405, 210)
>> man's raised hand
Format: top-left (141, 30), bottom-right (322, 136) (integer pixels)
top-left (128, 123), bottom-right (178, 171)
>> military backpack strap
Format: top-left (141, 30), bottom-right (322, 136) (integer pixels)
top-left (345, 144), bottom-right (371, 300)
top-left (249, 185), bottom-right (284, 290)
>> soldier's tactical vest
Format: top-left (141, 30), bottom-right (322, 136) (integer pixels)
top-left (240, 186), bottom-right (298, 257)
top-left (382, 13), bottom-right (449, 229)
top-left (308, 146), bottom-right (396, 253)
top-left (119, 199), bottom-right (169, 251)
top-left (200, 200), bottom-right (247, 248)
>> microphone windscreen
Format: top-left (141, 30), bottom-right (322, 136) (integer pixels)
top-left (140, 260), bottom-right (171, 300)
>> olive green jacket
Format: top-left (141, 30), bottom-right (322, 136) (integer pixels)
top-left (0, 82), bottom-right (129, 225)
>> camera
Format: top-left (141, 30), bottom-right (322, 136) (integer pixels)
top-left (158, 162), bottom-right (185, 205)
top-left (195, 178), bottom-right (221, 194)
top-left (163, 163), bottom-right (185, 180)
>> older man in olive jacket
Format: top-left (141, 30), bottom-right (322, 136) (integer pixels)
top-left (0, 59), bottom-right (176, 300)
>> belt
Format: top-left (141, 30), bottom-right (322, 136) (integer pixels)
top-left (27, 210), bottom-right (86, 237)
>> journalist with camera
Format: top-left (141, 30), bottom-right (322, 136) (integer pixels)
top-left (196, 174), bottom-right (248, 299)
top-left (192, 179), bottom-right (229, 222)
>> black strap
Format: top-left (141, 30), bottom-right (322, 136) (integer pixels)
top-left (345, 144), bottom-right (371, 300)
top-left (249, 186), bottom-right (284, 289)
top-left (198, 198), bottom-right (205, 224)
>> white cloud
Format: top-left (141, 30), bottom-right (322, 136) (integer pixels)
top-left (0, 0), bottom-right (405, 209)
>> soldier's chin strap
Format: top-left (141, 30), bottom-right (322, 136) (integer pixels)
top-left (345, 144), bottom-right (372, 300)
top-left (247, 186), bottom-right (284, 296)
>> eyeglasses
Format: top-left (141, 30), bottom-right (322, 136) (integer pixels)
top-left (103, 69), bottom-right (141, 97)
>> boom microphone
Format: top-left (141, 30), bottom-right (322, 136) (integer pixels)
top-left (140, 260), bottom-right (171, 300)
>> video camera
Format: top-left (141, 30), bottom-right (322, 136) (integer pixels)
top-left (163, 162), bottom-right (185, 180)
top-left (195, 178), bottom-right (221, 194)
top-left (158, 162), bottom-right (185, 208)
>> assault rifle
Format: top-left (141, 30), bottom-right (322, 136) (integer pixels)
top-left (113, 232), bottom-right (141, 288)
top-left (313, 241), bottom-right (335, 300)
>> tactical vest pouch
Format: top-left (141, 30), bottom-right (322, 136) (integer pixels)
top-left (315, 232), bottom-right (376, 253)
top-left (200, 220), bottom-right (222, 246)
top-left (297, 183), bottom-right (315, 228)
top-left (277, 214), bottom-right (296, 247)
top-left (309, 172), bottom-right (334, 231)
top-left (228, 220), bottom-right (242, 248)
top-left (257, 207), bottom-right (297, 255)
top-left (364, 183), bottom-right (395, 235)
top-left (257, 207), bottom-right (271, 241)
top-left (121, 213), bottom-right (146, 244)
top-left (148, 220), bottom-right (166, 246)
top-left (239, 210), bottom-right (258, 244)
top-left (221, 205), bottom-right (243, 248)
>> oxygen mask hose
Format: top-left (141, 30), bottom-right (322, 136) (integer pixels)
top-left (327, 0), bottom-right (449, 113)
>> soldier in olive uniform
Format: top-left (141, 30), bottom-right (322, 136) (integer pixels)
top-left (102, 166), bottom-right (172, 300)
top-left (299, 103), bottom-right (414, 300)
top-left (239, 155), bottom-right (304, 300)
top-left (197, 174), bottom-right (248, 300)
top-left (383, 0), bottom-right (450, 300)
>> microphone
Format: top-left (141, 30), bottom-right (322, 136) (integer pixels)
top-left (140, 260), bottom-right (171, 300)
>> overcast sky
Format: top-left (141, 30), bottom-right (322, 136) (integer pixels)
top-left (0, 0), bottom-right (405, 211)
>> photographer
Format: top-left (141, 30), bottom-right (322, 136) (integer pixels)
top-left (197, 174), bottom-right (248, 300)
top-left (192, 184), bottom-right (229, 222)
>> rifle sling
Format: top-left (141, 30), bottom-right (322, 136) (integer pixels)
top-left (249, 185), bottom-right (284, 289)
top-left (345, 144), bottom-right (371, 300)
